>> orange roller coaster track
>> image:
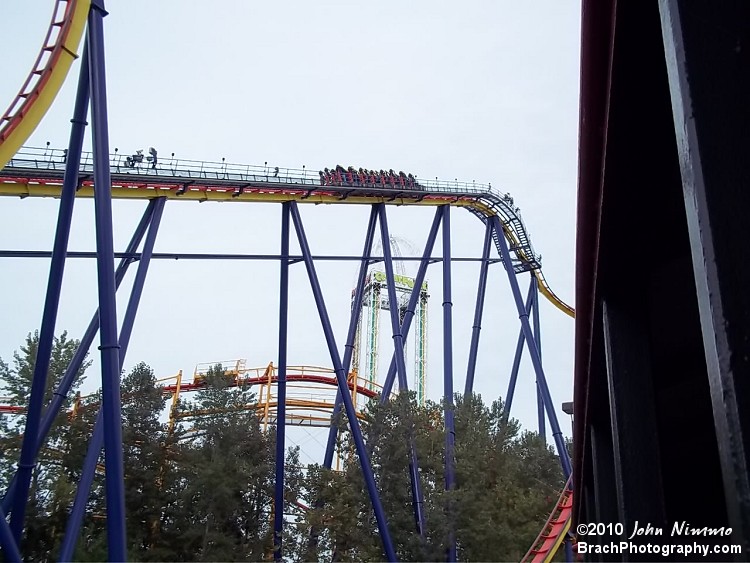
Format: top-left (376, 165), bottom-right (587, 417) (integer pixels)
top-left (522, 477), bottom-right (575, 563)
top-left (159, 361), bottom-right (384, 433)
top-left (0, 361), bottom-right (384, 432)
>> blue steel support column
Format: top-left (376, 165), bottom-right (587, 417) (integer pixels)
top-left (39, 202), bottom-right (155, 451)
top-left (309, 205), bottom-right (378, 548)
top-left (1, 201), bottom-right (156, 516)
top-left (313, 206), bottom-right (378, 554)
top-left (378, 204), bottom-right (409, 392)
top-left (442, 205), bottom-right (457, 563)
top-left (273, 202), bottom-right (290, 562)
top-left (380, 207), bottom-right (443, 401)
top-left (87, 2), bottom-right (127, 559)
top-left (117, 197), bottom-right (165, 355)
top-left (464, 220), bottom-right (493, 396)
top-left (59, 416), bottom-right (104, 562)
top-left (323, 205), bottom-right (379, 470)
top-left (564, 536), bottom-right (574, 562)
top-left (59, 197), bottom-right (166, 561)
top-left (501, 278), bottom-right (535, 426)
top-left (377, 204), bottom-right (426, 537)
top-left (289, 202), bottom-right (397, 562)
top-left (8, 41), bottom-right (91, 542)
top-left (0, 514), bottom-right (21, 563)
top-left (491, 216), bottom-right (572, 478)
top-left (532, 275), bottom-right (546, 441)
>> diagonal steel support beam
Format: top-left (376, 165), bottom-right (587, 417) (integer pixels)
top-left (58, 197), bottom-right (166, 561)
top-left (377, 204), bottom-right (427, 537)
top-left (380, 208), bottom-right (443, 401)
top-left (8, 37), bottom-right (91, 543)
top-left (1, 200), bottom-right (158, 516)
top-left (464, 220), bottom-right (494, 396)
top-left (289, 202), bottom-right (397, 562)
top-left (491, 216), bottom-right (572, 479)
top-left (313, 206), bottom-right (379, 555)
top-left (501, 276), bottom-right (535, 427)
top-left (0, 509), bottom-right (21, 563)
top-left (323, 206), bottom-right (379, 469)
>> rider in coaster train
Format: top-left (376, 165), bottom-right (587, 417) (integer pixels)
top-left (335, 164), bottom-right (346, 186)
top-left (318, 165), bottom-right (420, 189)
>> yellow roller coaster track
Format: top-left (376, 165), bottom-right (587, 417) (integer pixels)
top-left (0, 147), bottom-right (576, 318)
top-left (0, 0), bottom-right (90, 170)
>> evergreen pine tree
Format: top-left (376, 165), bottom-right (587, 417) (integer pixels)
top-left (169, 364), bottom-right (275, 561)
top-left (0, 331), bottom-right (90, 561)
top-left (120, 362), bottom-right (171, 560)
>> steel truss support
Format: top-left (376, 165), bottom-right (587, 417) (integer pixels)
top-left (3, 8), bottom-right (133, 557)
top-left (379, 204), bottom-right (410, 394)
top-left (442, 205), bottom-right (457, 563)
top-left (288, 202), bottom-right (398, 562)
top-left (323, 206), bottom-right (379, 470)
top-left (320, 206), bottom-right (441, 546)
top-left (0, 251), bottom-right (499, 262)
top-left (0, 16), bottom-right (576, 555)
top-left (380, 208), bottom-right (443, 400)
top-left (1, 200), bottom-right (158, 518)
top-left (0, 515), bottom-right (20, 563)
top-left (323, 206), bottom-right (440, 459)
top-left (490, 216), bottom-right (572, 479)
top-left (7, 38), bottom-right (92, 547)
top-left (501, 277), bottom-right (535, 427)
top-left (59, 196), bottom-right (166, 561)
top-left (532, 274), bottom-right (545, 440)
top-left (273, 202), bottom-right (290, 561)
top-left (84, 2), bottom-right (129, 558)
top-left (564, 535), bottom-right (574, 563)
top-left (310, 206), bottom-right (379, 554)
top-left (464, 220), bottom-right (493, 396)
top-left (377, 204), bottom-right (427, 537)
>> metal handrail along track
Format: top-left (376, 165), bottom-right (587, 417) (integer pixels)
top-left (0, 146), bottom-right (574, 317)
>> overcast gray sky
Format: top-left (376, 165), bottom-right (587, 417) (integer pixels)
top-left (0, 1), bottom-right (581, 451)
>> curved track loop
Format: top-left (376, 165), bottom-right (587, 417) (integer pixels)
top-left (521, 477), bottom-right (574, 563)
top-left (0, 0), bottom-right (90, 170)
top-left (0, 147), bottom-right (576, 317)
